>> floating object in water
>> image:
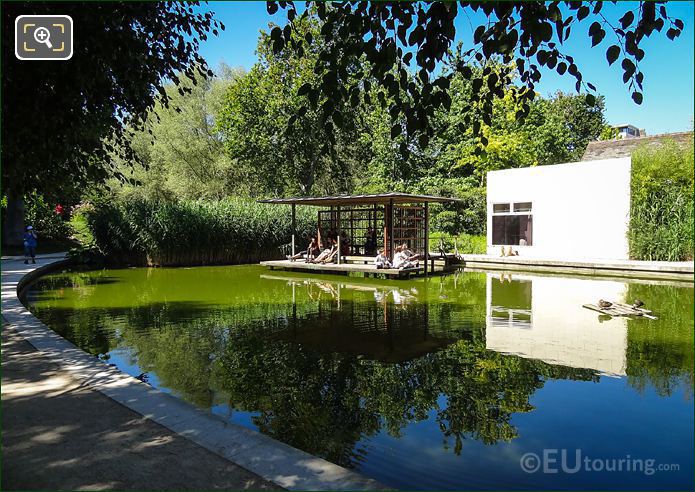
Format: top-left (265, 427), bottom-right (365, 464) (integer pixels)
top-left (583, 301), bottom-right (657, 319)
top-left (632, 299), bottom-right (644, 308)
top-left (136, 372), bottom-right (149, 383)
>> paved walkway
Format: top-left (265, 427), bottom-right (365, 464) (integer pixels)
top-left (1, 255), bottom-right (381, 491)
top-left (2, 324), bottom-right (279, 491)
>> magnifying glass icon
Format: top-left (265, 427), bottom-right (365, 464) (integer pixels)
top-left (33, 26), bottom-right (53, 49)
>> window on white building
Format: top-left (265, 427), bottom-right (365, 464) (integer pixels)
top-left (492, 202), bottom-right (533, 246)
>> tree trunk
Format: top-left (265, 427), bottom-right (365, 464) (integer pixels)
top-left (3, 189), bottom-right (25, 246)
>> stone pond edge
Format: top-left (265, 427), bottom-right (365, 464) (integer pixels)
top-left (2, 255), bottom-right (386, 491)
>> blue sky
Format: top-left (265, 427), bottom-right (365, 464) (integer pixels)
top-left (197, 1), bottom-right (694, 135)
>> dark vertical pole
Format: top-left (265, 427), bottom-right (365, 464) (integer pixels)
top-left (291, 203), bottom-right (296, 257)
top-left (424, 201), bottom-right (429, 276)
top-left (337, 205), bottom-right (342, 265)
top-left (388, 199), bottom-right (394, 262)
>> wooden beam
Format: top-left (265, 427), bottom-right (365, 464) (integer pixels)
top-left (424, 201), bottom-right (429, 276)
top-left (291, 203), bottom-right (296, 256)
top-left (337, 205), bottom-right (342, 265)
top-left (388, 199), bottom-right (394, 261)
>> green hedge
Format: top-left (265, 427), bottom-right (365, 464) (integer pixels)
top-left (629, 138), bottom-right (694, 261)
top-left (429, 232), bottom-right (486, 255)
top-left (24, 192), bottom-right (73, 241)
top-left (85, 198), bottom-right (314, 266)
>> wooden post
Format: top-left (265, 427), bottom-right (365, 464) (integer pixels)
top-left (291, 203), bottom-right (296, 257)
top-left (388, 199), bottom-right (394, 262)
top-left (424, 201), bottom-right (429, 276)
top-left (337, 205), bottom-right (342, 265)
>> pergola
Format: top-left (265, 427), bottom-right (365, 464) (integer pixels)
top-left (258, 192), bottom-right (461, 275)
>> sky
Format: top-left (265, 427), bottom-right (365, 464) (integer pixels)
top-left (196, 1), bottom-right (694, 135)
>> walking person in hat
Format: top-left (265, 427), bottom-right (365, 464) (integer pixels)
top-left (23, 225), bottom-right (37, 264)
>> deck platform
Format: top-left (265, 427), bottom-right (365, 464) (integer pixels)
top-left (260, 258), bottom-right (456, 279)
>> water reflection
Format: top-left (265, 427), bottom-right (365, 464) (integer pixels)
top-left (485, 273), bottom-right (628, 376)
top-left (24, 266), bottom-right (694, 490)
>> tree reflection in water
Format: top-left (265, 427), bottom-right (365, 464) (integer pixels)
top-left (25, 267), bottom-right (691, 469)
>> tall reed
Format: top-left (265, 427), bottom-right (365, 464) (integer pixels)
top-left (86, 198), bottom-right (314, 266)
top-left (629, 138), bottom-right (694, 261)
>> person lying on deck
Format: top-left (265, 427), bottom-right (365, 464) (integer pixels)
top-left (319, 239), bottom-right (339, 263)
top-left (310, 238), bottom-right (337, 264)
top-left (287, 236), bottom-right (320, 262)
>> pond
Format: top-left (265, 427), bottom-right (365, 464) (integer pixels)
top-left (23, 265), bottom-right (694, 490)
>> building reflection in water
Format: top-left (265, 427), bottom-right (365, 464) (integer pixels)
top-left (266, 274), bottom-right (471, 364)
top-left (484, 272), bottom-right (628, 376)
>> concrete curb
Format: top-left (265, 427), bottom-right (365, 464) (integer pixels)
top-left (461, 254), bottom-right (694, 282)
top-left (2, 256), bottom-right (385, 491)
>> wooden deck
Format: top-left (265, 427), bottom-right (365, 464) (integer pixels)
top-left (260, 257), bottom-right (457, 279)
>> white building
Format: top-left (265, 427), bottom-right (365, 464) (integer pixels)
top-left (486, 157), bottom-right (632, 260)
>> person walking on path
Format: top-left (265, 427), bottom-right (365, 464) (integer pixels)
top-left (23, 226), bottom-right (37, 264)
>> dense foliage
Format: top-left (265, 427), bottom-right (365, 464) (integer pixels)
top-left (629, 138), bottom-right (694, 261)
top-left (1, 2), bottom-right (223, 244)
top-left (267, 2), bottom-right (683, 147)
top-left (24, 193), bottom-right (73, 241)
top-left (215, 25), bottom-right (606, 199)
top-left (85, 198), bottom-right (314, 266)
top-left (109, 66), bottom-right (240, 201)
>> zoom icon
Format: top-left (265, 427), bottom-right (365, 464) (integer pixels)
top-left (15, 15), bottom-right (73, 60)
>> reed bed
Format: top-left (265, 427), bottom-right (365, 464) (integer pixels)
top-left (629, 138), bottom-right (694, 262)
top-left (86, 198), bottom-right (314, 266)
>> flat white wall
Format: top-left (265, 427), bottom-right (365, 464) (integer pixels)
top-left (486, 157), bottom-right (632, 260)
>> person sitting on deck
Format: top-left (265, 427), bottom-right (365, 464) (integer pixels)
top-left (339, 232), bottom-right (351, 257)
top-left (392, 245), bottom-right (418, 269)
top-left (374, 249), bottom-right (391, 269)
top-left (398, 242), bottom-right (423, 264)
top-left (364, 227), bottom-right (377, 255)
top-left (287, 236), bottom-right (320, 262)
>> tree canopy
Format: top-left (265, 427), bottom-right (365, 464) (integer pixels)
top-left (2, 2), bottom-right (223, 243)
top-left (266, 1), bottom-right (684, 148)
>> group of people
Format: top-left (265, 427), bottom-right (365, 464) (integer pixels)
top-left (287, 230), bottom-right (350, 264)
top-left (375, 243), bottom-right (422, 270)
top-left (287, 231), bottom-right (423, 270)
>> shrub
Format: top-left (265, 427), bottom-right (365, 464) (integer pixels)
top-left (85, 197), bottom-right (315, 266)
top-left (24, 192), bottom-right (73, 241)
top-left (629, 138), bottom-right (694, 261)
top-left (429, 232), bottom-right (486, 255)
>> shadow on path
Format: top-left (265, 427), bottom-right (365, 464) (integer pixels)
top-left (1, 322), bottom-right (280, 491)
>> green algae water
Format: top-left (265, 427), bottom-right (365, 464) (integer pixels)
top-left (24, 265), bottom-right (694, 490)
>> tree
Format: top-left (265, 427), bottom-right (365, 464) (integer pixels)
top-left (1, 2), bottom-right (223, 244)
top-left (266, 1), bottom-right (684, 149)
top-left (217, 16), bottom-right (362, 197)
top-left (110, 66), bottom-right (242, 201)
